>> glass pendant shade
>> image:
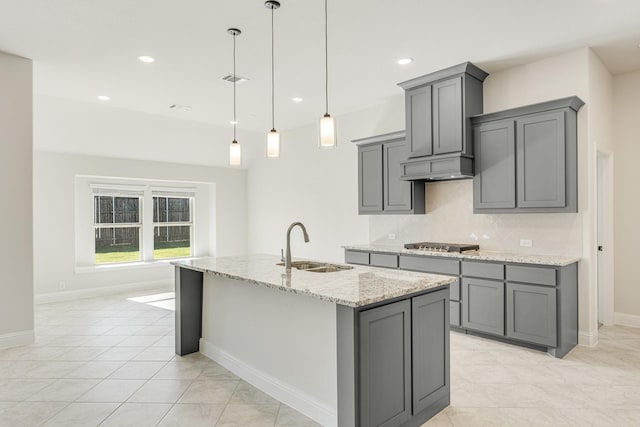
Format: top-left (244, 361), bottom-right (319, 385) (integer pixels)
top-left (266, 129), bottom-right (280, 158)
top-left (319, 114), bottom-right (337, 148)
top-left (229, 141), bottom-right (242, 166)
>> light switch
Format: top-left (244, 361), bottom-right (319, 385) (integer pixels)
top-left (520, 239), bottom-right (533, 248)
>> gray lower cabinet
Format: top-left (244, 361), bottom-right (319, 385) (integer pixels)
top-left (461, 277), bottom-right (505, 336)
top-left (471, 96), bottom-right (584, 213)
top-left (412, 291), bottom-right (450, 414)
top-left (353, 132), bottom-right (425, 215)
top-left (506, 283), bottom-right (557, 347)
top-left (359, 300), bottom-right (412, 427)
top-left (342, 287), bottom-right (450, 427)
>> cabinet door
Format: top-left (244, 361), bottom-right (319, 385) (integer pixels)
top-left (462, 278), bottom-right (505, 336)
top-left (516, 111), bottom-right (566, 208)
top-left (406, 86), bottom-right (432, 158)
top-left (506, 283), bottom-right (557, 347)
top-left (412, 289), bottom-right (450, 414)
top-left (359, 300), bottom-right (411, 427)
top-left (473, 120), bottom-right (516, 209)
top-left (383, 139), bottom-right (413, 212)
top-left (358, 144), bottom-right (383, 213)
top-left (433, 76), bottom-right (463, 155)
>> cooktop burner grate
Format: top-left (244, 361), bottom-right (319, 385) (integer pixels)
top-left (403, 242), bottom-right (480, 253)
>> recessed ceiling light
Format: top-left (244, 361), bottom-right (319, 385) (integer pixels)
top-left (292, 97), bottom-right (303, 103)
top-left (397, 57), bottom-right (413, 65)
top-left (97, 95), bottom-right (110, 101)
top-left (138, 56), bottom-right (155, 63)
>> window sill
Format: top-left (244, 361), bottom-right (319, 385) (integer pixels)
top-left (75, 258), bottom-right (197, 274)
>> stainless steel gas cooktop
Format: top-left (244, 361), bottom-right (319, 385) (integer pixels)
top-left (403, 242), bottom-right (480, 253)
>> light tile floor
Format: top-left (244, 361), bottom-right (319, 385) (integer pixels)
top-left (1, 289), bottom-right (639, 426)
top-left (0, 290), bottom-right (319, 427)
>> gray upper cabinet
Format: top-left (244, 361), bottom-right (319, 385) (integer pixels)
top-left (517, 111), bottom-right (566, 208)
top-left (359, 299), bottom-right (412, 427)
top-left (358, 143), bottom-right (383, 212)
top-left (406, 85), bottom-right (433, 157)
top-left (433, 76), bottom-right (463, 155)
top-left (353, 132), bottom-right (425, 215)
top-left (398, 62), bottom-right (488, 181)
top-left (473, 120), bottom-right (516, 209)
top-left (472, 96), bottom-right (584, 213)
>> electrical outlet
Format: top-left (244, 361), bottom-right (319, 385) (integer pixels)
top-left (519, 239), bottom-right (533, 248)
top-left (58, 281), bottom-right (66, 290)
top-left (388, 233), bottom-right (397, 240)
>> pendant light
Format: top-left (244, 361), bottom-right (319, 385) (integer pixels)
top-left (319, 0), bottom-right (336, 148)
top-left (265, 1), bottom-right (281, 158)
top-left (228, 28), bottom-right (242, 166)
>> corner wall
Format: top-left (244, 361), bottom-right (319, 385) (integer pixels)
top-left (0, 51), bottom-right (34, 348)
top-left (613, 70), bottom-right (640, 324)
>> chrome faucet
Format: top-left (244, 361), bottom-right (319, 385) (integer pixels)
top-left (285, 222), bottom-right (310, 272)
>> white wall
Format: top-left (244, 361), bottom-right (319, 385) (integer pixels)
top-left (35, 95), bottom-right (261, 168)
top-left (246, 98), bottom-right (405, 261)
top-left (613, 71), bottom-right (640, 321)
top-left (33, 151), bottom-right (247, 297)
top-left (0, 51), bottom-right (34, 347)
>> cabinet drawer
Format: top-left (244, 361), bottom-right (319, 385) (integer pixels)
top-left (506, 265), bottom-right (556, 287)
top-left (345, 250), bottom-right (370, 265)
top-left (370, 253), bottom-right (399, 269)
top-left (450, 301), bottom-right (460, 327)
top-left (449, 279), bottom-right (460, 301)
top-left (462, 261), bottom-right (504, 280)
top-left (399, 255), bottom-right (460, 275)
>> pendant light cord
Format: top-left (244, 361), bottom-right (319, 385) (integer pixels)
top-left (271, 6), bottom-right (275, 130)
top-left (233, 32), bottom-right (237, 141)
top-left (324, 0), bottom-right (329, 115)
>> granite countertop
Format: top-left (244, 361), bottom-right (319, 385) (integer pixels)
top-left (172, 254), bottom-right (455, 308)
top-left (343, 244), bottom-right (580, 267)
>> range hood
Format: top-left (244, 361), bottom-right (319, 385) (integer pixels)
top-left (396, 61), bottom-right (488, 182)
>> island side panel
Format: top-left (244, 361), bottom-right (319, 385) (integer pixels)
top-left (337, 305), bottom-right (358, 427)
top-left (175, 266), bottom-right (203, 356)
top-left (201, 274), bottom-right (338, 426)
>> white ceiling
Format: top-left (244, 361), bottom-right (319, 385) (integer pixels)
top-left (1, 0), bottom-right (639, 133)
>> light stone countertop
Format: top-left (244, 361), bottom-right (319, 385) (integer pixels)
top-left (343, 244), bottom-right (581, 267)
top-left (172, 254), bottom-right (455, 308)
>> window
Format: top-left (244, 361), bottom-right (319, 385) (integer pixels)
top-left (94, 194), bottom-right (142, 264)
top-left (91, 185), bottom-right (195, 265)
top-left (153, 195), bottom-right (193, 259)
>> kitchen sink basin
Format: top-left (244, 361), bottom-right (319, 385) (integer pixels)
top-left (277, 260), bottom-right (354, 273)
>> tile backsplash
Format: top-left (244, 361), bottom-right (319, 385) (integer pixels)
top-left (370, 180), bottom-right (582, 256)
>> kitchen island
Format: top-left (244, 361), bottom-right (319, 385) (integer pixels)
top-left (172, 254), bottom-right (456, 427)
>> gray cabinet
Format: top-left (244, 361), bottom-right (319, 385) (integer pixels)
top-left (359, 300), bottom-right (412, 427)
top-left (406, 85), bottom-right (432, 157)
top-left (472, 96), bottom-right (584, 213)
top-left (353, 132), bottom-right (425, 215)
top-left (506, 283), bottom-right (557, 347)
top-left (412, 290), bottom-right (450, 414)
top-left (473, 120), bottom-right (516, 209)
top-left (358, 144), bottom-right (383, 213)
top-left (398, 62), bottom-right (488, 181)
top-left (461, 277), bottom-right (505, 336)
top-left (344, 287), bottom-right (450, 427)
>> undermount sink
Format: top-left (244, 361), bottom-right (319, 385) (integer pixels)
top-left (277, 260), bottom-right (354, 273)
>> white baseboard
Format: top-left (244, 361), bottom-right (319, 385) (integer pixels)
top-left (578, 330), bottom-right (598, 347)
top-left (0, 330), bottom-right (34, 350)
top-left (199, 339), bottom-right (337, 427)
top-left (614, 312), bottom-right (640, 328)
top-left (35, 280), bottom-right (174, 304)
